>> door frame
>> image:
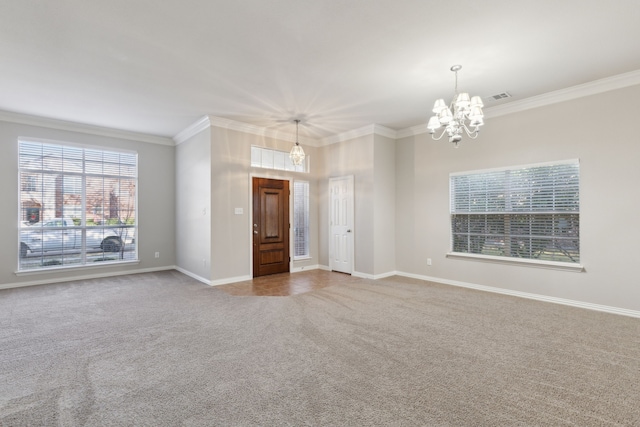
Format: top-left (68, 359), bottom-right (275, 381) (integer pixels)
top-left (329, 175), bottom-right (355, 274)
top-left (248, 173), bottom-right (293, 278)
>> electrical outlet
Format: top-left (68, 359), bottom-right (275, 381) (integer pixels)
top-left (427, 258), bottom-right (432, 266)
top-left (155, 252), bottom-right (160, 258)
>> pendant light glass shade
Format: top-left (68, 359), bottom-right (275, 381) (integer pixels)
top-left (290, 144), bottom-right (305, 166)
top-left (289, 119), bottom-right (305, 166)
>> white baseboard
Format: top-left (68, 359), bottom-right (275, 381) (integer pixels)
top-left (394, 271), bottom-right (640, 319)
top-left (353, 270), bottom-right (397, 280)
top-left (291, 264), bottom-right (322, 273)
top-left (352, 271), bottom-right (372, 279)
top-left (174, 266), bottom-right (212, 286)
top-left (8, 265), bottom-right (634, 319)
top-left (208, 275), bottom-right (252, 287)
top-left (373, 271), bottom-right (398, 280)
top-left (0, 265), bottom-right (177, 291)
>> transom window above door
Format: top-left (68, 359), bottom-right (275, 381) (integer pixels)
top-left (251, 146), bottom-right (308, 173)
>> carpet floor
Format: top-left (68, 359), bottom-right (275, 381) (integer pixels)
top-left (1, 270), bottom-right (639, 426)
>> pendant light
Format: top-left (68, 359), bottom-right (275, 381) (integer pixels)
top-left (289, 119), bottom-right (305, 166)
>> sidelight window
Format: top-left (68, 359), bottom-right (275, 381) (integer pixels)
top-left (293, 181), bottom-right (310, 259)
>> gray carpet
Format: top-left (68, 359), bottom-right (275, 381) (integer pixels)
top-left (1, 270), bottom-right (639, 426)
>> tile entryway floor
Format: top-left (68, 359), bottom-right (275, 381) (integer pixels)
top-left (216, 269), bottom-right (356, 296)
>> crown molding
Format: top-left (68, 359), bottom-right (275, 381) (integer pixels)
top-left (320, 124), bottom-right (398, 146)
top-left (208, 116), bottom-right (320, 147)
top-left (175, 115), bottom-right (321, 147)
top-left (175, 117), bottom-right (400, 148)
top-left (372, 124), bottom-right (398, 139)
top-left (173, 115), bottom-right (211, 145)
top-left (396, 69), bottom-right (640, 138)
top-left (396, 123), bottom-right (430, 139)
top-left (483, 69), bottom-right (640, 119)
top-left (0, 110), bottom-right (174, 146)
top-left (10, 69), bottom-right (636, 147)
top-left (180, 70), bottom-right (640, 144)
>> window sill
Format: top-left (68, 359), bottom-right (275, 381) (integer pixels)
top-left (15, 259), bottom-right (140, 277)
top-left (446, 252), bottom-right (584, 272)
top-left (293, 256), bottom-right (312, 262)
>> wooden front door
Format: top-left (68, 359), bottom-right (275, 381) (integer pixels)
top-left (252, 177), bottom-right (290, 277)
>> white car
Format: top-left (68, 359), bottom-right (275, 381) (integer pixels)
top-left (20, 218), bottom-right (123, 258)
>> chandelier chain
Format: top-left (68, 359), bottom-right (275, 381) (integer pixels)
top-left (454, 69), bottom-right (458, 94)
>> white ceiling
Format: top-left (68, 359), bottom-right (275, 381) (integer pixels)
top-left (1, 0), bottom-right (639, 140)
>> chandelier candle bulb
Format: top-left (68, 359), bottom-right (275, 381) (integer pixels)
top-left (428, 65), bottom-right (485, 147)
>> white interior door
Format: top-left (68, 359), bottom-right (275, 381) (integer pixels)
top-left (329, 176), bottom-right (354, 274)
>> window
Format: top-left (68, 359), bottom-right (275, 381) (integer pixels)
top-left (251, 146), bottom-right (307, 173)
top-left (18, 140), bottom-right (137, 270)
top-left (21, 175), bottom-right (37, 191)
top-left (293, 181), bottom-right (310, 259)
top-left (450, 160), bottom-right (580, 264)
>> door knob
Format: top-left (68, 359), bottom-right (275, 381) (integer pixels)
top-left (347, 229), bottom-right (352, 233)
top-left (254, 230), bottom-right (258, 234)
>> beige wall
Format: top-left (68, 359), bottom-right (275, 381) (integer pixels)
top-left (395, 137), bottom-right (416, 274)
top-left (0, 120), bottom-right (176, 287)
top-left (5, 81), bottom-right (639, 314)
top-left (316, 132), bottom-right (397, 277)
top-left (317, 134), bottom-right (375, 275)
top-left (373, 134), bottom-right (396, 276)
top-left (186, 125), bottom-right (322, 283)
top-left (176, 128), bottom-right (211, 281)
top-left (395, 84), bottom-right (640, 312)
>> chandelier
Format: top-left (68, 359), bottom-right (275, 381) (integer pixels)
top-left (289, 119), bottom-right (305, 166)
top-left (427, 65), bottom-right (484, 147)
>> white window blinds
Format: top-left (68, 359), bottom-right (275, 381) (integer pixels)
top-left (293, 181), bottom-right (310, 258)
top-left (19, 140), bottom-right (138, 270)
top-left (450, 160), bottom-right (580, 263)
